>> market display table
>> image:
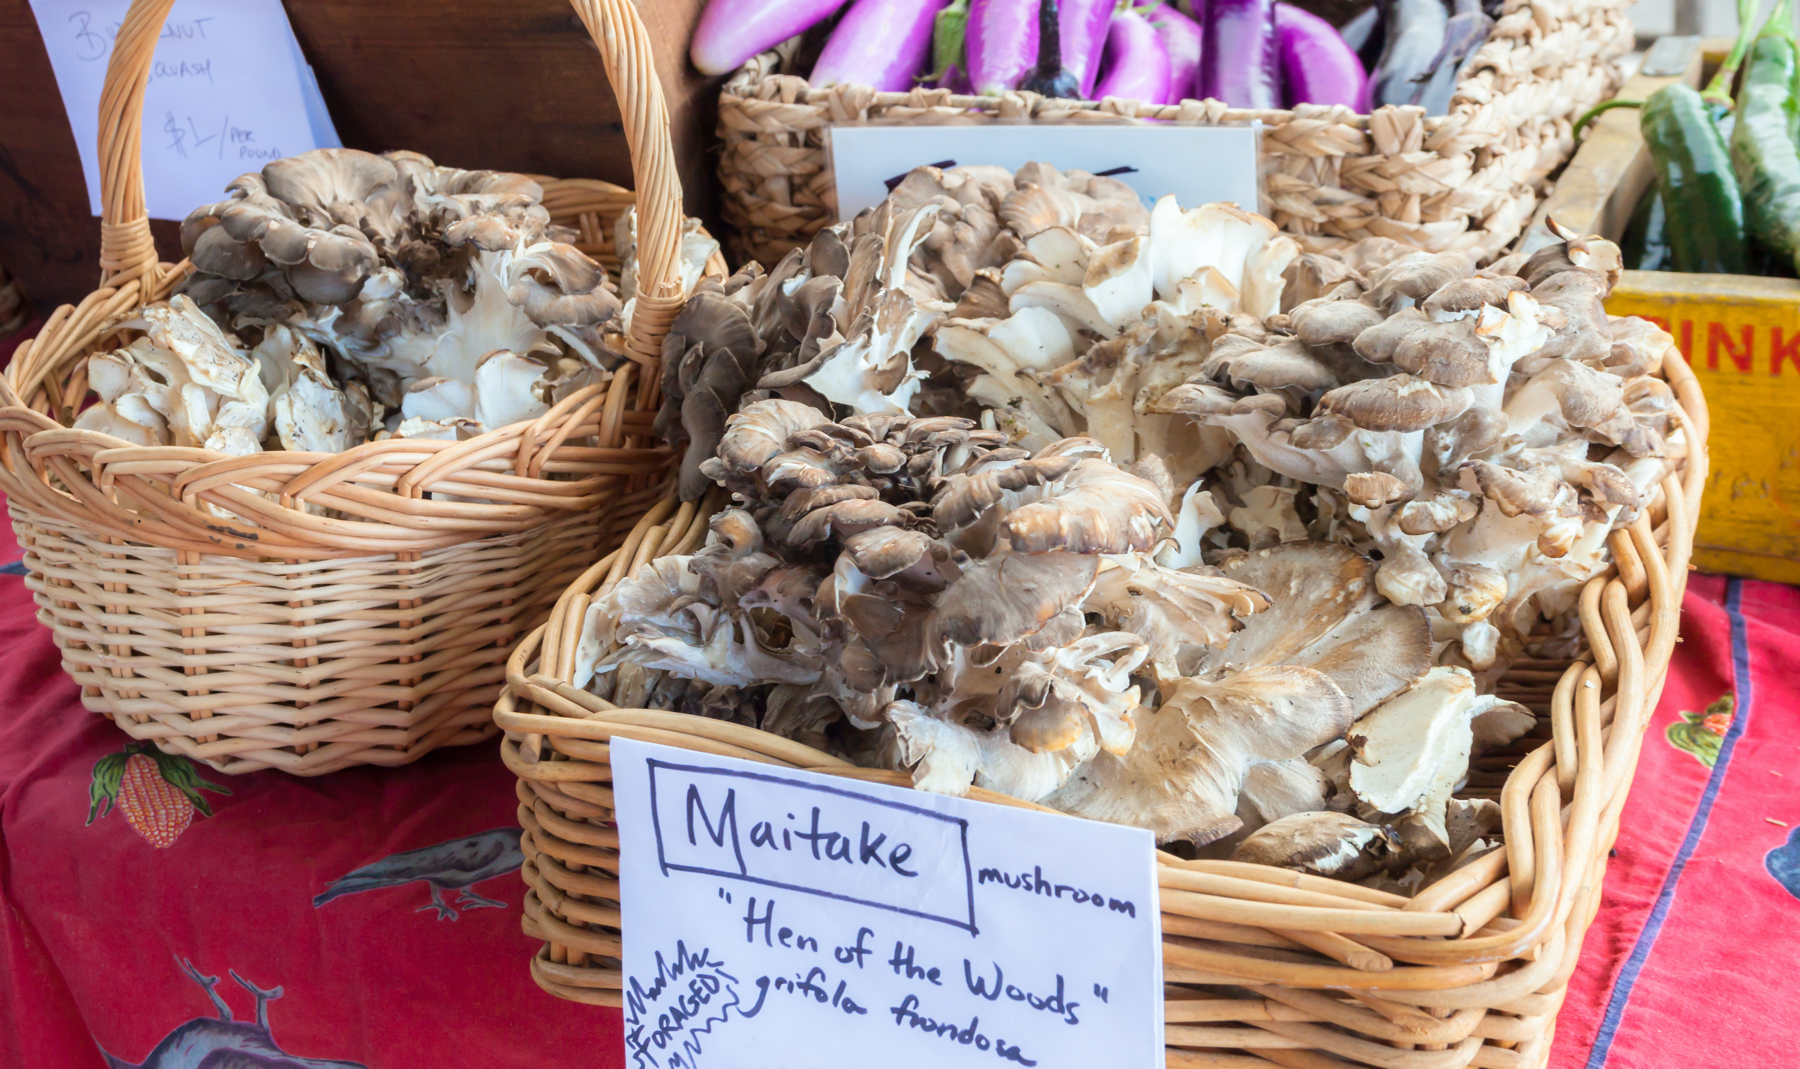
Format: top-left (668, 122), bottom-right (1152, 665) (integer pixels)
top-left (2, 485), bottom-right (1796, 1063)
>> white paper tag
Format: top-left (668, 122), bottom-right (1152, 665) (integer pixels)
top-left (29, 0), bottom-right (338, 221)
top-left (828, 123), bottom-right (1261, 222)
top-left (614, 737), bottom-right (1163, 1069)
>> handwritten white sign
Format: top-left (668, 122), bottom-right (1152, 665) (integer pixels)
top-left (613, 737), bottom-right (1163, 1069)
top-left (29, 0), bottom-right (339, 221)
top-left (828, 123), bottom-right (1262, 222)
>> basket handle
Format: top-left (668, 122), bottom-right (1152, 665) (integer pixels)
top-left (96, 0), bottom-right (690, 362)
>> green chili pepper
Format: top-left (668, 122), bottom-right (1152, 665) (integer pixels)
top-left (1731, 0), bottom-right (1800, 275)
top-left (1642, 84), bottom-right (1749, 274)
top-left (1621, 186), bottom-right (1673, 271)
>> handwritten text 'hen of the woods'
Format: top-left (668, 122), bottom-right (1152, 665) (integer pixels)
top-left (621, 759), bottom-right (1151, 1069)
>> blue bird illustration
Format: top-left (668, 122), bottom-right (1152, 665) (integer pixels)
top-left (312, 827), bottom-right (524, 920)
top-left (1767, 826), bottom-right (1800, 902)
top-left (99, 956), bottom-right (365, 1069)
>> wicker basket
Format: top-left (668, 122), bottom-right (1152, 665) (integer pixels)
top-left (0, 0), bottom-right (703, 777)
top-left (717, 0), bottom-right (1633, 267)
top-left (494, 350), bottom-right (1709, 1063)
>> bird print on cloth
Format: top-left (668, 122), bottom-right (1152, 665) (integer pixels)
top-left (312, 827), bottom-right (524, 920)
top-left (99, 956), bottom-right (366, 1069)
top-left (1767, 827), bottom-right (1800, 902)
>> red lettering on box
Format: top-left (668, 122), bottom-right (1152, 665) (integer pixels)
top-left (1773, 328), bottom-right (1800, 376)
top-left (1707, 322), bottom-right (1753, 372)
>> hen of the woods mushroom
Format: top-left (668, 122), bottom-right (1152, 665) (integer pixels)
top-left (76, 148), bottom-right (718, 455)
top-left (576, 161), bottom-right (1681, 893)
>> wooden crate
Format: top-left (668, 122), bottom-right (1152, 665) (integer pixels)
top-left (1526, 37), bottom-right (1800, 582)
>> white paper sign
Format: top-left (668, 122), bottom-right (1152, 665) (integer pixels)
top-left (29, 0), bottom-right (339, 221)
top-left (829, 124), bottom-right (1261, 221)
top-left (614, 738), bottom-right (1162, 1069)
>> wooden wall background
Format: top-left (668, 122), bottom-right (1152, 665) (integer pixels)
top-left (0, 0), bottom-right (719, 309)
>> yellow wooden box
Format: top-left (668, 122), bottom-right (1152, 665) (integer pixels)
top-left (1526, 37), bottom-right (1800, 582)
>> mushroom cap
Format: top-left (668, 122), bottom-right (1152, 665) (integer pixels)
top-left (1230, 812), bottom-right (1395, 878)
top-left (1318, 375), bottom-right (1474, 432)
top-left (929, 550), bottom-right (1100, 649)
top-left (1289, 295), bottom-right (1385, 350)
top-left (1353, 314), bottom-right (1494, 388)
top-left (1280, 253), bottom-right (1363, 311)
top-left (1202, 337), bottom-right (1341, 394)
top-left (1364, 250), bottom-right (1475, 308)
top-left (1421, 275), bottom-right (1525, 321)
top-left (1344, 471), bottom-right (1411, 509)
top-left (505, 242), bottom-right (621, 329)
top-left (1346, 666), bottom-right (1496, 842)
top-left (840, 527), bottom-right (937, 580)
top-left (1042, 663), bottom-right (1353, 844)
top-left (999, 459), bottom-right (1173, 555)
top-left (715, 399), bottom-right (832, 473)
top-left (1238, 759), bottom-right (1333, 827)
top-left (189, 224), bottom-right (268, 281)
top-left (1215, 542), bottom-right (1432, 717)
top-left (1458, 460), bottom-right (1574, 520)
top-left (1397, 493), bottom-right (1479, 535)
top-left (931, 453), bottom-right (1080, 531)
top-left (1606, 316), bottom-right (1674, 378)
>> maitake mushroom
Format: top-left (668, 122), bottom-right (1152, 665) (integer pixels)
top-left (598, 167), bottom-right (1669, 894)
top-left (77, 295), bottom-right (269, 456)
top-left (90, 147), bottom-right (640, 458)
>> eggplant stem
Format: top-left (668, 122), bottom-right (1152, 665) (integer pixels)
top-left (1571, 99), bottom-right (1642, 142)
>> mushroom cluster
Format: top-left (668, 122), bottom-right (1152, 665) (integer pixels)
top-left (79, 148), bottom-right (717, 458)
top-left (932, 198), bottom-right (1681, 676)
top-left (571, 162), bottom-right (1678, 891)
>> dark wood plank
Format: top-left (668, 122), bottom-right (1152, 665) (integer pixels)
top-left (0, 0), bottom-right (719, 310)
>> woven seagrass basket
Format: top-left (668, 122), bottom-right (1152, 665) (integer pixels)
top-left (717, 0), bottom-right (1633, 267)
top-left (494, 350), bottom-right (1708, 1063)
top-left (0, 0), bottom-right (709, 777)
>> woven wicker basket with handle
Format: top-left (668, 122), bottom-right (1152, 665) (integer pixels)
top-left (0, 0), bottom-right (705, 777)
top-left (494, 350), bottom-right (1709, 1064)
top-left (717, 0), bottom-right (1633, 268)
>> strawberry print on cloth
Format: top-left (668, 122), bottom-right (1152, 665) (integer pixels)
top-left (87, 742), bottom-right (231, 848)
top-left (1663, 694), bottom-right (1734, 769)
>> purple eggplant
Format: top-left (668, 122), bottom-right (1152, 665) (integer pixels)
top-left (692, 0), bottom-right (850, 76)
top-left (811, 0), bottom-right (951, 89)
top-left (1408, 0), bottom-right (1491, 115)
top-left (1274, 3), bottom-right (1368, 110)
top-left (1199, 0), bottom-right (1281, 110)
top-left (1092, 8), bottom-right (1174, 103)
top-left (1368, 0), bottom-right (1447, 108)
top-left (1019, 0), bottom-right (1083, 97)
top-left (1148, 2), bottom-right (1204, 102)
top-left (1061, 0), bottom-right (1117, 96)
top-left (1338, 4), bottom-right (1381, 57)
top-left (967, 0), bottom-right (1040, 93)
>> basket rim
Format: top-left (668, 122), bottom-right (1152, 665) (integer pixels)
top-left (496, 344), bottom-right (1710, 993)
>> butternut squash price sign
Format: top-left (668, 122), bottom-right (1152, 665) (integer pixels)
top-left (612, 738), bottom-right (1162, 1069)
top-left (1607, 269), bottom-right (1800, 583)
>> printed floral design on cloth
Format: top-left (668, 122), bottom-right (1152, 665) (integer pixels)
top-left (1665, 694), bottom-right (1734, 769)
top-left (87, 742), bottom-right (231, 848)
top-left (313, 828), bottom-right (523, 920)
top-left (100, 956), bottom-right (366, 1069)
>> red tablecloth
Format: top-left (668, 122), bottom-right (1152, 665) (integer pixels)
top-left (0, 311), bottom-right (1793, 1068)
